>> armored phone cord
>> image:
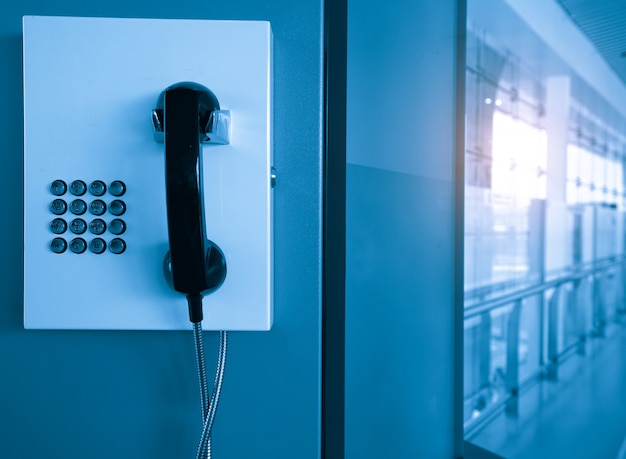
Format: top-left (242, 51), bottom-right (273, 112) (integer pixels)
top-left (192, 320), bottom-right (228, 459)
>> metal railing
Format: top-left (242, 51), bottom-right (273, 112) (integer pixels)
top-left (463, 254), bottom-right (626, 438)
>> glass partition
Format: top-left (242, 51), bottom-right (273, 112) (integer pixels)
top-left (463, 22), bottom-right (626, 437)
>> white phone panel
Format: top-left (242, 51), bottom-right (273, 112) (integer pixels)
top-left (23, 16), bottom-right (273, 330)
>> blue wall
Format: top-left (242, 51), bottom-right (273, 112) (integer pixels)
top-left (0, 1), bottom-right (323, 458)
top-left (345, 1), bottom-right (464, 457)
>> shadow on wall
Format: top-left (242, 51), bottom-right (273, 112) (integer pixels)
top-left (0, 34), bottom-right (25, 329)
top-left (465, 441), bottom-right (506, 458)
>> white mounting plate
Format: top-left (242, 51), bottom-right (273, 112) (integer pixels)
top-left (23, 16), bottom-right (273, 330)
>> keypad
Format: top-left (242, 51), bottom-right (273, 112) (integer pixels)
top-left (89, 199), bottom-right (106, 216)
top-left (69, 237), bottom-right (87, 254)
top-left (109, 180), bottom-right (126, 197)
top-left (89, 238), bottom-right (107, 255)
top-left (50, 180), bottom-right (67, 196)
top-left (89, 219), bottom-right (106, 235)
top-left (50, 199), bottom-right (67, 215)
top-left (48, 179), bottom-right (128, 255)
top-left (50, 237), bottom-right (67, 254)
top-left (69, 199), bottom-right (87, 215)
top-left (50, 218), bottom-right (67, 234)
top-left (69, 218), bottom-right (87, 235)
top-left (69, 180), bottom-right (87, 196)
top-left (89, 180), bottom-right (106, 196)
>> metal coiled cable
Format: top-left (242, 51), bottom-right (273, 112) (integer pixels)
top-left (193, 322), bottom-right (210, 421)
top-left (193, 323), bottom-right (228, 459)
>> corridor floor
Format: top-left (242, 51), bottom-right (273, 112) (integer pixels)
top-left (469, 319), bottom-right (626, 459)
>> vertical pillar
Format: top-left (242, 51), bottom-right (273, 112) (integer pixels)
top-left (478, 312), bottom-right (492, 392)
top-left (544, 77), bottom-right (571, 274)
top-left (545, 76), bottom-right (570, 203)
top-left (592, 206), bottom-right (606, 336)
top-left (571, 279), bottom-right (587, 355)
top-left (593, 272), bottom-right (606, 336)
top-left (528, 199), bottom-right (547, 369)
top-left (505, 299), bottom-right (522, 417)
top-left (546, 286), bottom-right (560, 380)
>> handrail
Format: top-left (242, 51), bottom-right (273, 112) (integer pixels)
top-left (464, 256), bottom-right (624, 302)
top-left (464, 314), bottom-right (602, 438)
top-left (464, 255), bottom-right (626, 319)
top-left (463, 253), bottom-right (626, 438)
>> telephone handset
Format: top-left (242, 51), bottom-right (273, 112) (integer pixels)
top-left (153, 82), bottom-right (229, 322)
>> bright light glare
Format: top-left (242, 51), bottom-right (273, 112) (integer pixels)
top-left (491, 111), bottom-right (547, 204)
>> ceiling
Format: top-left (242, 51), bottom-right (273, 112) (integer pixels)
top-left (555, 0), bottom-right (626, 87)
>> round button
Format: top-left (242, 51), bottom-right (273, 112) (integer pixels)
top-left (89, 219), bottom-right (106, 235)
top-left (109, 238), bottom-right (126, 254)
top-left (50, 180), bottom-right (67, 196)
top-left (49, 199), bottom-right (67, 215)
top-left (109, 200), bottom-right (126, 216)
top-left (108, 218), bottom-right (126, 235)
top-left (109, 180), bottom-right (126, 197)
top-left (89, 238), bottom-right (107, 254)
top-left (49, 218), bottom-right (67, 234)
top-left (89, 199), bottom-right (107, 216)
top-left (89, 180), bottom-right (107, 196)
top-left (69, 199), bottom-right (87, 215)
top-left (69, 238), bottom-right (87, 254)
top-left (50, 238), bottom-right (67, 254)
top-left (69, 218), bottom-right (87, 235)
top-left (69, 180), bottom-right (87, 196)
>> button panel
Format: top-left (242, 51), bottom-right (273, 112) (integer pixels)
top-left (69, 218), bottom-right (87, 235)
top-left (48, 179), bottom-right (127, 254)
top-left (69, 180), bottom-right (87, 196)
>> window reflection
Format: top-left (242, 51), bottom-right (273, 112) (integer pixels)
top-left (464, 26), bottom-right (626, 434)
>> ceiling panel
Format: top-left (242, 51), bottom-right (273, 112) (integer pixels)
top-left (555, 0), bottom-right (626, 86)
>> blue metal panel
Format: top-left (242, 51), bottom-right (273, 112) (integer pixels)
top-left (346, 0), bottom-right (464, 457)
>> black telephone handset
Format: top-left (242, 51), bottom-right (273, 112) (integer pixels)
top-left (153, 82), bottom-right (228, 322)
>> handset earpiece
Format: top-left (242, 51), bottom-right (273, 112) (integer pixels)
top-left (153, 82), bottom-right (228, 309)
